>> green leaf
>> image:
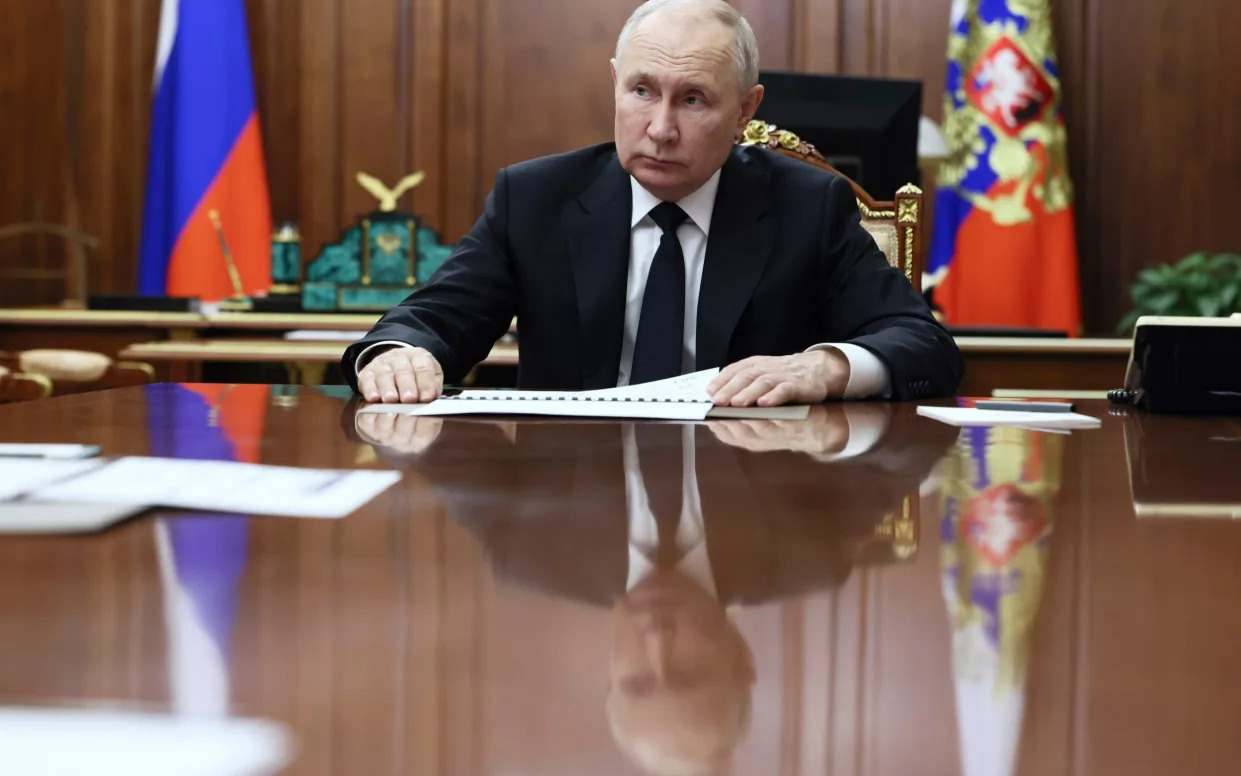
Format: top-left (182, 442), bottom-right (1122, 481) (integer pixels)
top-left (1117, 310), bottom-right (1141, 334)
top-left (1197, 294), bottom-right (1223, 317)
top-left (1221, 284), bottom-right (1240, 313)
top-left (1178, 252), bottom-right (1209, 271)
top-left (1137, 267), bottom-right (1165, 286)
top-left (1147, 289), bottom-right (1180, 313)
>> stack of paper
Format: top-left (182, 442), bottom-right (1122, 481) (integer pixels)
top-left (0, 457), bottom-right (402, 534)
top-left (916, 406), bottom-right (1102, 430)
top-left (359, 368), bottom-right (811, 421)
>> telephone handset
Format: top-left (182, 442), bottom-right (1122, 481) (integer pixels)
top-left (1108, 315), bottom-right (1241, 412)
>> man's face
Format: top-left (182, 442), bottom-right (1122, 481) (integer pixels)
top-left (611, 13), bottom-right (763, 202)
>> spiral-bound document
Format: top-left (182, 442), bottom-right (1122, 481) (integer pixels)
top-left (357, 368), bottom-right (811, 421)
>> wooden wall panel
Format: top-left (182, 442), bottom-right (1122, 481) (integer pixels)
top-left (1089, 0), bottom-right (1241, 332)
top-left (296, 0), bottom-right (343, 262)
top-left (3, 0), bottom-right (1241, 334)
top-left (0, 0), bottom-right (69, 306)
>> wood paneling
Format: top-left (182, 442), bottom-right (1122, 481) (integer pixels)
top-left (3, 0), bottom-right (1241, 333)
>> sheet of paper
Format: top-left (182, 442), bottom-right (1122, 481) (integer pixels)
top-left (449, 368), bottom-right (722, 403)
top-left (917, 406), bottom-right (1102, 429)
top-left (361, 397), bottom-right (713, 421)
top-left (32, 458), bottom-right (402, 519)
top-left (0, 501), bottom-right (147, 534)
top-left (0, 459), bottom-right (106, 500)
top-left (357, 368), bottom-right (810, 421)
top-left (0, 707), bottom-right (291, 776)
top-left (357, 398), bottom-right (813, 421)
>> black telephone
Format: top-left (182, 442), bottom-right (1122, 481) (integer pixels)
top-left (1109, 316), bottom-right (1241, 413)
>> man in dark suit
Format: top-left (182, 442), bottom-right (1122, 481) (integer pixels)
top-left (344, 0), bottom-right (962, 407)
top-left (347, 403), bottom-right (957, 775)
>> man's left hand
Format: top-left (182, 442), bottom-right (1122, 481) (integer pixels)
top-left (707, 350), bottom-right (850, 407)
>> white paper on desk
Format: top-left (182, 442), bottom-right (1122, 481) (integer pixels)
top-left (917, 406), bottom-right (1102, 429)
top-left (32, 457), bottom-right (402, 519)
top-left (0, 459), bottom-right (105, 500)
top-left (369, 397), bottom-right (714, 420)
top-left (0, 707), bottom-right (292, 776)
top-left (358, 368), bottom-right (811, 421)
top-left (0, 501), bottom-right (146, 534)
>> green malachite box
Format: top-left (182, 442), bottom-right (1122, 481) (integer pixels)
top-left (301, 211), bottom-right (453, 312)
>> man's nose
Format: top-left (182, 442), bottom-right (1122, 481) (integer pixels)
top-left (644, 616), bottom-right (675, 682)
top-left (647, 103), bottom-right (678, 145)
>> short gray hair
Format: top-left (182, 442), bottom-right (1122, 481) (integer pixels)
top-left (614, 0), bottom-right (760, 92)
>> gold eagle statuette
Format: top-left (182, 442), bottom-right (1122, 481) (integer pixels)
top-left (355, 171), bottom-right (426, 212)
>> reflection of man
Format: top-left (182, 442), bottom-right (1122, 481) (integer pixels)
top-left (345, 0), bottom-right (961, 406)
top-left (350, 405), bottom-right (957, 774)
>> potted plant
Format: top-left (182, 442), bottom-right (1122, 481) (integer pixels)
top-left (1118, 251), bottom-right (1241, 333)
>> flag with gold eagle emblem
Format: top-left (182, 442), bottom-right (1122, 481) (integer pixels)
top-left (928, 0), bottom-right (1081, 334)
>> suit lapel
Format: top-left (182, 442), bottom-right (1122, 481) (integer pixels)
top-left (696, 149), bottom-right (775, 370)
top-left (568, 154), bottom-right (632, 389)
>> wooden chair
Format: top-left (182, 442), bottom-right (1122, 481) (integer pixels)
top-left (0, 364), bottom-right (52, 403)
top-left (0, 350), bottom-right (155, 396)
top-left (0, 222), bottom-right (99, 306)
top-left (737, 120), bottom-right (925, 292)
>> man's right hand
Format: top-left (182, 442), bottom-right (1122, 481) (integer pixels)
top-left (357, 346), bottom-right (444, 403)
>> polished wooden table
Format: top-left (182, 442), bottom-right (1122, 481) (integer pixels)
top-left (1, 387), bottom-right (1239, 775)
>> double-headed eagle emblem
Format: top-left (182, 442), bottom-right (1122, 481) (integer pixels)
top-left (355, 171), bottom-right (426, 212)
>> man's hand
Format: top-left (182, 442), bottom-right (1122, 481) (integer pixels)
top-left (707, 349), bottom-right (850, 407)
top-left (357, 346), bottom-right (444, 403)
top-left (355, 413), bottom-right (444, 455)
top-left (708, 405), bottom-right (850, 454)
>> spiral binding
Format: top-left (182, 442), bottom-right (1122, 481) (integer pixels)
top-left (443, 394), bottom-right (698, 403)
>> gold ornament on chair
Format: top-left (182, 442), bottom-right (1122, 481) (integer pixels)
top-left (355, 171), bottom-right (426, 212)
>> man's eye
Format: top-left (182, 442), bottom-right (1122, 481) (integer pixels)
top-left (686, 96), bottom-right (699, 105)
top-left (635, 86), bottom-right (650, 97)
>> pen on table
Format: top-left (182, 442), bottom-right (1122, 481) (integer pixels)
top-left (974, 400), bottom-right (1075, 413)
top-left (0, 444), bottom-right (102, 459)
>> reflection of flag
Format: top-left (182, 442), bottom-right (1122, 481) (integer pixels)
top-left (928, 0), bottom-right (1080, 334)
top-left (937, 423), bottom-right (1061, 776)
top-left (146, 384), bottom-right (268, 714)
top-left (138, 0), bottom-right (271, 299)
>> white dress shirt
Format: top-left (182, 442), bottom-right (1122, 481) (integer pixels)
top-left (623, 424), bottom-right (717, 596)
top-left (358, 172), bottom-right (893, 398)
top-left (621, 407), bottom-right (890, 596)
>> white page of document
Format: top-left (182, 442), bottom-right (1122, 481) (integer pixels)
top-left (0, 459), bottom-right (106, 501)
top-left (0, 707), bottom-right (291, 776)
top-left (362, 397), bottom-right (714, 421)
top-left (356, 367), bottom-right (810, 421)
top-left (917, 406), bottom-right (1102, 429)
top-left (32, 457), bottom-right (402, 519)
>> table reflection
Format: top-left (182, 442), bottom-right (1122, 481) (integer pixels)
top-left (349, 403), bottom-right (957, 774)
top-left (1122, 409), bottom-right (1241, 519)
top-left (936, 425), bottom-right (1063, 776)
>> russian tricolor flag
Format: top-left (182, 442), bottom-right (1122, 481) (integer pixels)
top-left (138, 0), bottom-right (271, 300)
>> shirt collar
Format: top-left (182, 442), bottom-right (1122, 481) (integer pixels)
top-left (629, 168), bottom-right (722, 236)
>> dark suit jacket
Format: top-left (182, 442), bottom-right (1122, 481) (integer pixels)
top-left (350, 412), bottom-right (957, 609)
top-left (342, 143), bottom-right (963, 400)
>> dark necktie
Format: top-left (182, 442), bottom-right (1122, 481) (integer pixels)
top-left (630, 202), bottom-right (689, 385)
top-left (635, 424), bottom-right (683, 568)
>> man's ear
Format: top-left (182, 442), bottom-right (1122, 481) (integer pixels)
top-left (740, 84), bottom-right (765, 128)
top-left (610, 59), bottom-right (619, 87)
